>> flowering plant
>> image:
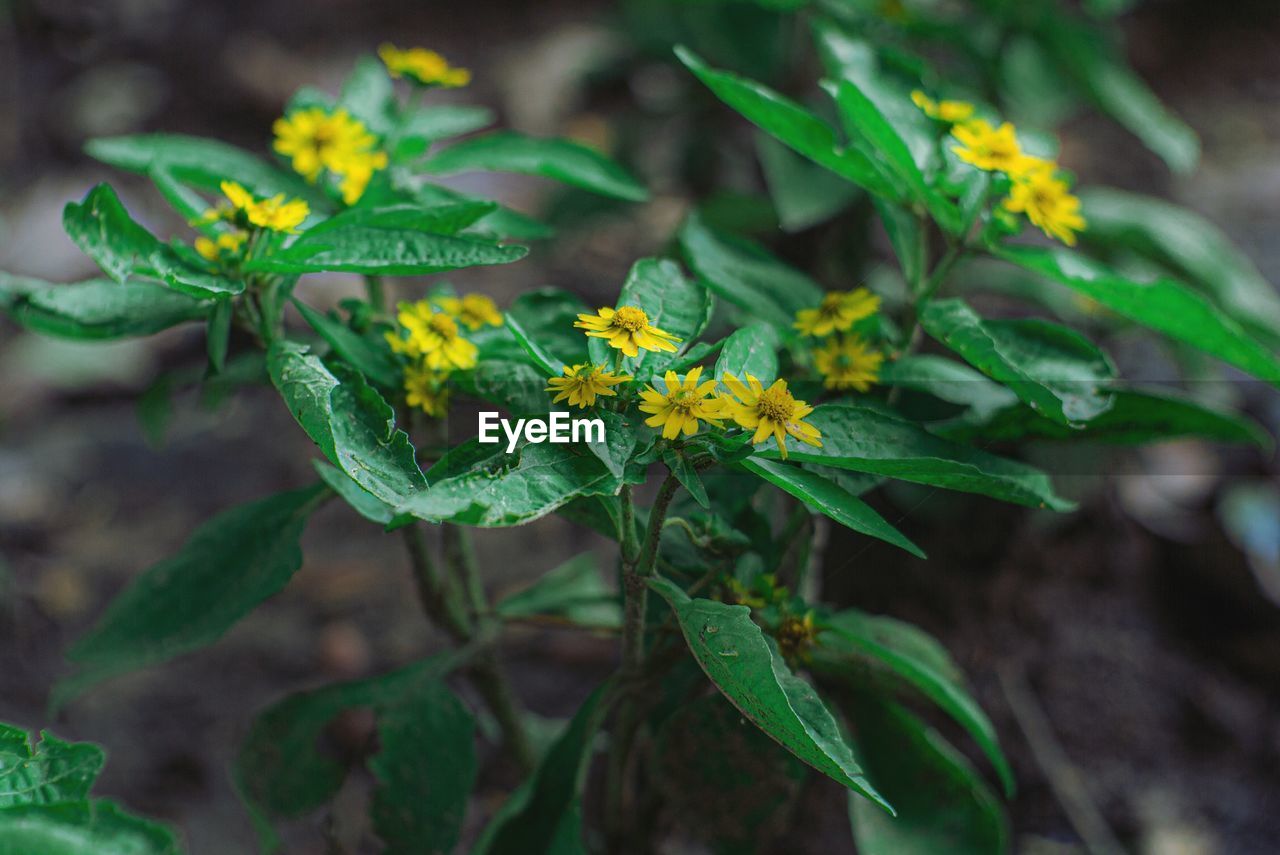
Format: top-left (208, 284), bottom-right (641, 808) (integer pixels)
top-left (2, 12), bottom-right (1278, 854)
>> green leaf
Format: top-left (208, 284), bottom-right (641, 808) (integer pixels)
top-left (369, 679), bottom-right (478, 855)
top-left (86, 133), bottom-right (331, 211)
top-left (811, 22), bottom-right (937, 174)
top-left (0, 727), bottom-right (103, 807)
top-left (246, 225), bottom-right (527, 276)
top-left (714, 322), bottom-right (780, 384)
top-left (815, 609), bottom-right (1014, 795)
top-left (679, 210), bottom-right (823, 331)
top-left (648, 577), bottom-right (892, 812)
top-left (454, 359), bottom-right (551, 417)
top-left (505, 315), bottom-right (564, 376)
top-left (756, 133), bottom-right (859, 232)
top-left (939, 387), bottom-right (1271, 448)
top-left (412, 182), bottom-right (554, 241)
top-left (738, 457), bottom-right (924, 558)
top-left (312, 460), bottom-right (398, 526)
top-left (920, 298), bottom-right (1116, 427)
top-left (63, 184), bottom-right (240, 299)
top-left (0, 801), bottom-right (180, 855)
top-left (474, 683), bottom-right (612, 855)
top-left (610, 257), bottom-right (712, 375)
top-left (394, 105), bottom-right (496, 160)
top-left (302, 200), bottom-right (496, 238)
top-left (1040, 21), bottom-right (1198, 174)
top-left (663, 448), bottom-right (710, 509)
top-left (496, 553), bottom-right (622, 629)
top-left (1079, 187), bottom-right (1280, 348)
top-left (421, 131), bottom-right (649, 202)
top-left (675, 46), bottom-right (899, 200)
top-left (235, 653), bottom-right (471, 846)
top-left (268, 341), bottom-right (427, 506)
top-left (842, 694), bottom-right (1009, 855)
top-left (506, 288), bottom-right (592, 368)
top-left (400, 436), bottom-right (627, 527)
top-left (54, 484), bottom-right (326, 707)
top-left (292, 299), bottom-right (400, 388)
top-left (827, 79), bottom-right (960, 232)
top-left (0, 275), bottom-right (209, 340)
top-left (993, 245), bottom-right (1280, 387)
top-left (757, 403), bottom-right (1073, 510)
top-left (337, 56), bottom-right (395, 136)
top-left (878, 355), bottom-right (1019, 421)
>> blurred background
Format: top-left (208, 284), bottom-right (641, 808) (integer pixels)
top-left (1, 0), bottom-right (1279, 852)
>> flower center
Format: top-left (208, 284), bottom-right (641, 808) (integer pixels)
top-left (671, 388), bottom-right (700, 413)
top-left (817, 295), bottom-right (844, 318)
top-left (428, 314), bottom-right (458, 338)
top-left (757, 386), bottom-right (796, 422)
top-left (612, 306), bottom-right (649, 331)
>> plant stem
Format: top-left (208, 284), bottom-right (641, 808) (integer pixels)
top-left (364, 275), bottom-right (386, 313)
top-left (401, 522), bottom-right (472, 643)
top-left (623, 473), bottom-right (680, 672)
top-left (607, 472), bottom-right (681, 852)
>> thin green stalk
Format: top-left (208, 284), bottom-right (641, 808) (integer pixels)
top-left (364, 274), bottom-right (386, 313)
top-left (607, 472), bottom-right (682, 852)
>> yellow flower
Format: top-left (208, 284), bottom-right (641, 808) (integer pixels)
top-left (273, 108), bottom-right (376, 181)
top-left (216, 180), bottom-right (309, 233)
top-left (194, 230), bottom-right (248, 262)
top-left (1003, 164), bottom-right (1087, 246)
top-left (434, 294), bottom-right (504, 331)
top-left (720, 373), bottom-right (821, 460)
top-left (775, 611), bottom-right (818, 660)
top-left (638, 366), bottom-right (724, 439)
top-left (911, 90), bottom-right (974, 124)
top-left (403, 364), bottom-right (450, 418)
top-left (814, 335), bottom-right (884, 392)
top-left (793, 288), bottom-right (880, 338)
top-left (575, 306), bottom-right (681, 359)
top-left (951, 120), bottom-right (1024, 174)
top-left (546, 363), bottom-right (632, 409)
top-left (378, 44), bottom-right (471, 88)
top-left (334, 149), bottom-right (389, 206)
top-left (385, 301), bottom-right (478, 371)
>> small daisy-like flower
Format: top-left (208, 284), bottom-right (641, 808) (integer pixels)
top-left (813, 335), bottom-right (884, 392)
top-left (386, 301), bottom-right (478, 371)
top-left (951, 120), bottom-right (1024, 174)
top-left (194, 230), bottom-right (248, 263)
top-left (1003, 163), bottom-right (1087, 246)
top-left (793, 288), bottom-right (880, 338)
top-left (546, 363), bottom-right (632, 409)
top-left (575, 305), bottom-right (681, 358)
top-left (215, 180), bottom-right (310, 233)
top-left (911, 90), bottom-right (975, 124)
top-left (721, 373), bottom-right (822, 460)
top-left (378, 44), bottom-right (471, 88)
top-left (273, 108), bottom-right (378, 181)
top-left (403, 363), bottom-right (451, 418)
top-left (434, 294), bottom-right (504, 331)
top-left (638, 366), bottom-right (723, 439)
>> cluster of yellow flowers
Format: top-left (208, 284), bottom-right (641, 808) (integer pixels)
top-left (913, 90), bottom-right (1086, 246)
top-left (273, 108), bottom-right (389, 206)
top-left (548, 305), bottom-right (823, 459)
top-left (792, 288), bottom-right (885, 393)
top-left (389, 293), bottom-right (504, 417)
top-left (194, 180), bottom-right (310, 262)
top-left (378, 44), bottom-right (471, 88)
